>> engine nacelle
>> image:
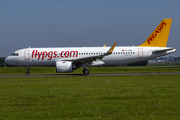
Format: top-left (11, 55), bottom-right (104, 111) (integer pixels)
top-left (56, 61), bottom-right (73, 73)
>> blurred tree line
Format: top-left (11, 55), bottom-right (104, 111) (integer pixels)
top-left (0, 57), bottom-right (12, 67)
top-left (0, 57), bottom-right (6, 67)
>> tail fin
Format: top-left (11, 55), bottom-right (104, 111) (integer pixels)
top-left (139, 19), bottom-right (172, 47)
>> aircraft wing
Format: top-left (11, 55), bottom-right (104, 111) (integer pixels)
top-left (62, 42), bottom-right (117, 63)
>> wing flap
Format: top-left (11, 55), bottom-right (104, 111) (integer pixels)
top-left (61, 42), bottom-right (117, 63)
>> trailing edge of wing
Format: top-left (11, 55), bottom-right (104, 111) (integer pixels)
top-left (61, 42), bottom-right (117, 63)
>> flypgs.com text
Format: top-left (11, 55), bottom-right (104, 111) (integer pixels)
top-left (31, 50), bottom-right (78, 60)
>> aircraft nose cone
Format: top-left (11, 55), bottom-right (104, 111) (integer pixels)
top-left (4, 58), bottom-right (7, 64)
top-left (4, 57), bottom-right (10, 65)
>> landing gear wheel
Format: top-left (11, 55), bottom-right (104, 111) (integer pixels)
top-left (83, 69), bottom-right (89, 75)
top-left (26, 67), bottom-right (30, 75)
top-left (26, 72), bottom-right (30, 75)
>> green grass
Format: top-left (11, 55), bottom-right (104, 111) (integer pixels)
top-left (0, 75), bottom-right (180, 119)
top-left (1, 65), bottom-right (180, 75)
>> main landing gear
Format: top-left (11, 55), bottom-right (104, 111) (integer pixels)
top-left (26, 67), bottom-right (30, 75)
top-left (83, 69), bottom-right (89, 75)
top-left (81, 64), bottom-right (89, 75)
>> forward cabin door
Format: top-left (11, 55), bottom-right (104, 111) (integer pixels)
top-left (24, 50), bottom-right (30, 60)
top-left (138, 48), bottom-right (143, 58)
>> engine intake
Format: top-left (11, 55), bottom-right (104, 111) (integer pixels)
top-left (56, 61), bottom-right (73, 73)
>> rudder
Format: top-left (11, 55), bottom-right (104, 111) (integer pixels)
top-left (139, 19), bottom-right (172, 47)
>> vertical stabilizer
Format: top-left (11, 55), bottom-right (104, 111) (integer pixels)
top-left (139, 19), bottom-right (172, 47)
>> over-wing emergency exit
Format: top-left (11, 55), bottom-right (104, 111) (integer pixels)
top-left (4, 19), bottom-right (176, 75)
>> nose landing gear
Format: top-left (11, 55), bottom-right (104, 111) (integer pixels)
top-left (26, 67), bottom-right (30, 75)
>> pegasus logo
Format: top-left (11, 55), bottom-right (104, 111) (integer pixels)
top-left (147, 21), bottom-right (166, 44)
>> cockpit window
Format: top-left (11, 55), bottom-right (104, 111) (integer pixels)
top-left (11, 53), bottom-right (19, 56)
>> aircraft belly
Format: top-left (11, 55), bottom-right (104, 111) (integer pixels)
top-left (17, 59), bottom-right (55, 67)
top-left (104, 55), bottom-right (139, 65)
top-left (31, 60), bottom-right (55, 67)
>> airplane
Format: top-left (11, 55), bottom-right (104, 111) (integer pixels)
top-left (4, 19), bottom-right (176, 75)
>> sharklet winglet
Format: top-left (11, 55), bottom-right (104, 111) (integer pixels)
top-left (106, 42), bottom-right (117, 55)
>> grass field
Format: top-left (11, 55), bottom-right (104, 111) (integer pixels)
top-left (1, 65), bottom-right (180, 75)
top-left (0, 75), bottom-right (180, 119)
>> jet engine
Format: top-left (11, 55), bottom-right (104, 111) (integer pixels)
top-left (56, 61), bottom-right (73, 73)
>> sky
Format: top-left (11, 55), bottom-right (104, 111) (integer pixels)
top-left (0, 0), bottom-right (180, 57)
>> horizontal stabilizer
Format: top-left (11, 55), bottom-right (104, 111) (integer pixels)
top-left (153, 48), bottom-right (176, 54)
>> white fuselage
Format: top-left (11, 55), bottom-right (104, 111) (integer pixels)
top-left (5, 46), bottom-right (176, 67)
